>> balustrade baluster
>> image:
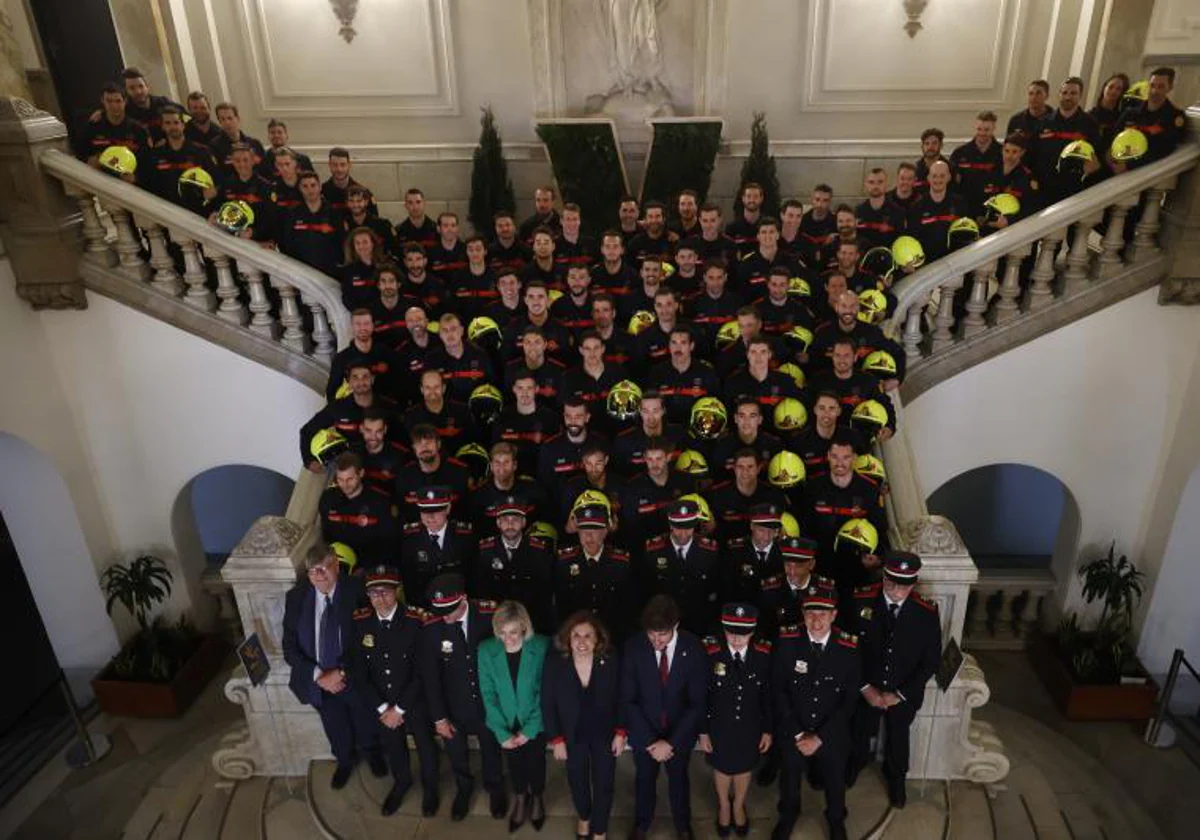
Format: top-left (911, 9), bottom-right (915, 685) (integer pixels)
top-left (108, 207), bottom-right (150, 281)
top-left (990, 245), bottom-right (1029, 325)
top-left (930, 278), bottom-right (962, 353)
top-left (902, 299), bottom-right (925, 360)
top-left (210, 251), bottom-right (248, 325)
top-left (272, 278), bottom-right (308, 352)
top-left (959, 261), bottom-right (996, 338)
top-left (308, 301), bottom-right (335, 363)
top-left (1126, 184), bottom-right (1169, 263)
top-left (1024, 229), bottom-right (1064, 311)
top-left (983, 588), bottom-right (1006, 641)
top-left (242, 267), bottom-right (278, 339)
top-left (144, 223), bottom-right (182, 295)
top-left (177, 237), bottom-right (215, 309)
top-left (75, 194), bottom-right (115, 266)
top-left (1062, 213), bottom-right (1101, 294)
top-left (1095, 194), bottom-right (1140, 280)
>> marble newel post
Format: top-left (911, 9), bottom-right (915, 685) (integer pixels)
top-left (879, 394), bottom-right (1010, 784)
top-left (0, 96), bottom-right (86, 308)
top-left (213, 471), bottom-right (334, 778)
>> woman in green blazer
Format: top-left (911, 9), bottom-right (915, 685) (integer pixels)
top-left (478, 599), bottom-right (550, 832)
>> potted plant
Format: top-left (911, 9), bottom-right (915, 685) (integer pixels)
top-left (1029, 542), bottom-right (1157, 721)
top-left (91, 554), bottom-right (228, 718)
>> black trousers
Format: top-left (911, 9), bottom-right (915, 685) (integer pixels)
top-left (504, 734), bottom-right (547, 794)
top-left (315, 687), bottom-right (378, 766)
top-left (379, 710), bottom-right (439, 792)
top-left (633, 747), bottom-right (692, 832)
top-left (444, 716), bottom-right (504, 793)
top-left (851, 697), bottom-right (918, 782)
top-left (565, 738), bottom-right (616, 834)
top-left (778, 735), bottom-right (848, 828)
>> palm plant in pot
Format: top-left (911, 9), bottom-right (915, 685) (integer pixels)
top-left (91, 554), bottom-right (227, 718)
top-left (1030, 542), bottom-right (1156, 720)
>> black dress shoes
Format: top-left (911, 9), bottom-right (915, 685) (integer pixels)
top-left (451, 785), bottom-right (472, 821)
top-left (509, 793), bottom-right (528, 832)
top-left (330, 763), bottom-right (354, 790)
top-left (530, 793), bottom-right (546, 830)
top-left (421, 788), bottom-right (439, 817)
top-left (381, 781), bottom-right (410, 816)
top-left (490, 787), bottom-right (509, 819)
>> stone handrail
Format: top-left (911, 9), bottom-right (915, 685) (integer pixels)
top-left (37, 148), bottom-right (351, 361)
top-left (886, 104), bottom-right (1200, 399)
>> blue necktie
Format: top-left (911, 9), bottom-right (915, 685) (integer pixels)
top-left (319, 594), bottom-right (339, 670)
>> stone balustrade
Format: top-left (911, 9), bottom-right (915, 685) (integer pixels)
top-left (963, 568), bottom-right (1057, 651)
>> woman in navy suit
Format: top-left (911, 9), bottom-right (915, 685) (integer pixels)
top-left (542, 610), bottom-right (623, 840)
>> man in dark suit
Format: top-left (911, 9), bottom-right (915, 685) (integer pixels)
top-left (771, 583), bottom-right (861, 840)
top-left (351, 565), bottom-right (441, 817)
top-left (620, 595), bottom-right (709, 840)
top-left (416, 574), bottom-right (507, 821)
top-left (399, 486), bottom-right (476, 609)
top-left (849, 551), bottom-right (942, 808)
top-left (282, 543), bottom-right (385, 789)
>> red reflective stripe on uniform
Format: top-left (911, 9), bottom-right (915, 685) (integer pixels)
top-left (919, 214), bottom-right (959, 225)
top-left (442, 369), bottom-right (486, 380)
top-left (813, 504), bottom-right (868, 517)
top-left (326, 513), bottom-right (380, 526)
top-left (292, 222), bottom-right (338, 234)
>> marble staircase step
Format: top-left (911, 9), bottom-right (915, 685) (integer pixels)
top-left (220, 776), bottom-right (270, 840)
top-left (946, 780), bottom-right (992, 840)
top-left (178, 781), bottom-right (235, 840)
top-left (986, 785), bottom-right (1037, 840)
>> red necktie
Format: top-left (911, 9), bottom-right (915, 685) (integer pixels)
top-left (658, 649), bottom-right (670, 685)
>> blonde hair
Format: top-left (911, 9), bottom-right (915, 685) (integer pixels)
top-left (492, 600), bottom-right (534, 641)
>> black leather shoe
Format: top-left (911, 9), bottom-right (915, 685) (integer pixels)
top-left (716, 821), bottom-right (732, 838)
top-left (330, 763), bottom-right (354, 790)
top-left (421, 788), bottom-right (439, 817)
top-left (367, 752), bottom-right (388, 779)
top-left (756, 757), bottom-right (779, 787)
top-left (890, 778), bottom-right (908, 809)
top-left (451, 786), bottom-right (472, 821)
top-left (509, 793), bottom-right (528, 832)
top-left (381, 781), bottom-right (410, 816)
top-left (490, 788), bottom-right (509, 819)
top-left (530, 794), bottom-right (546, 830)
top-left (733, 812), bottom-right (750, 837)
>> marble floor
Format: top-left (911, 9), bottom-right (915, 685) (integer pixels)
top-left (1, 650), bottom-right (1197, 840)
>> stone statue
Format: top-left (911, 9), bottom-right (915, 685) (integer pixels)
top-left (585, 0), bottom-right (675, 118)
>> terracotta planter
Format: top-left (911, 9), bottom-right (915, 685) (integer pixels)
top-left (1028, 635), bottom-right (1158, 721)
top-left (91, 634), bottom-right (229, 718)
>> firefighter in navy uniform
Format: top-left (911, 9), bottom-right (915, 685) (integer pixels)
top-left (710, 456), bottom-right (788, 544)
top-left (759, 537), bottom-right (825, 640)
top-left (473, 497), bottom-right (556, 635)
top-left (399, 487), bottom-right (476, 609)
top-left (352, 566), bottom-right (441, 817)
top-left (639, 500), bottom-right (722, 636)
top-left (417, 575), bottom-right (507, 821)
top-left (280, 171), bottom-right (344, 276)
top-left (319, 451), bottom-right (398, 570)
top-left (299, 361), bottom-right (398, 468)
top-left (553, 504), bottom-right (634, 642)
top-left (1033, 77), bottom-right (1102, 205)
top-left (698, 604), bottom-right (774, 836)
top-left (393, 425), bottom-right (472, 523)
top-left (771, 584), bottom-right (860, 840)
top-left (395, 188), bottom-right (439, 251)
top-left (1112, 67), bottom-right (1188, 171)
top-left (211, 144), bottom-right (277, 244)
top-left (140, 107), bottom-right (218, 214)
top-left (848, 552), bottom-right (942, 809)
top-left (618, 436), bottom-right (695, 551)
top-left (75, 83), bottom-right (152, 168)
top-left (724, 504), bottom-right (786, 609)
top-left (357, 409), bottom-right (409, 500)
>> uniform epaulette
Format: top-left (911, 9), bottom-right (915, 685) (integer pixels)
top-left (453, 521), bottom-right (473, 535)
top-left (760, 574), bottom-right (783, 591)
top-left (836, 630), bottom-right (858, 648)
top-left (778, 624), bottom-right (802, 639)
top-left (475, 599), bottom-right (498, 614)
top-left (366, 485), bottom-right (390, 499)
top-left (696, 535), bottom-right (718, 550)
top-left (703, 636), bottom-right (721, 655)
top-left (353, 607), bottom-right (373, 620)
top-left (558, 545), bottom-right (581, 559)
top-left (528, 536), bottom-right (548, 551)
top-left (739, 251), bottom-right (752, 261)
top-left (912, 592), bottom-right (938, 612)
top-left (543, 430), bottom-right (564, 444)
top-left (753, 639), bottom-right (773, 654)
top-left (854, 582), bottom-right (882, 598)
top-left (858, 474), bottom-right (880, 489)
top-left (708, 479), bottom-right (734, 492)
top-left (646, 534), bottom-right (669, 550)
top-left (615, 426), bottom-right (635, 438)
top-left (421, 611), bottom-right (441, 626)
top-left (403, 521), bottom-right (422, 535)
top-left (727, 536), bottom-right (748, 549)
top-left (479, 535), bottom-right (498, 550)
top-left (405, 605), bottom-right (429, 622)
top-left (445, 456), bottom-right (468, 468)
top-left (609, 548), bottom-right (630, 563)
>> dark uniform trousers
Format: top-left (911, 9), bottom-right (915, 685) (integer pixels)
top-left (850, 587), bottom-right (942, 790)
top-left (418, 603), bottom-right (504, 795)
top-left (351, 606), bottom-right (439, 793)
top-left (773, 628), bottom-right (861, 829)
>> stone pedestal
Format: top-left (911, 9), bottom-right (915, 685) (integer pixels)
top-left (0, 97), bottom-right (86, 308)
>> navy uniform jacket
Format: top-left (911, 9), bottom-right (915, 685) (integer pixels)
top-left (417, 599), bottom-right (497, 724)
top-left (638, 534), bottom-right (722, 635)
top-left (853, 584), bottom-right (942, 709)
top-left (351, 603), bottom-right (429, 715)
top-left (399, 521), bottom-right (476, 608)
top-left (474, 535), bottom-right (557, 635)
top-left (723, 538), bottom-right (785, 608)
top-left (701, 636), bottom-right (774, 741)
top-left (772, 625), bottom-right (861, 745)
top-left (620, 630), bottom-right (709, 752)
top-left (282, 575), bottom-right (367, 705)
top-left (541, 650), bottom-right (623, 746)
top-left (319, 485), bottom-right (398, 568)
top-left (554, 544), bottom-right (634, 641)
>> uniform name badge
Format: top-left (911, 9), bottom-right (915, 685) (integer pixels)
top-left (860, 607), bottom-right (873, 620)
top-left (441, 640), bottom-right (454, 654)
top-left (657, 556), bottom-right (668, 569)
top-left (492, 557), bottom-right (505, 570)
top-left (742, 564), bottom-right (754, 577)
top-left (362, 634), bottom-right (375, 648)
top-left (417, 549), bottom-right (429, 565)
top-left (569, 563), bottom-right (580, 576)
top-left (714, 662), bottom-right (726, 676)
top-left (795, 659), bottom-right (808, 674)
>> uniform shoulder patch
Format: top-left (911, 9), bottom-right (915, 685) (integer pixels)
top-left (479, 535), bottom-right (498, 550)
top-left (778, 624), bottom-right (801, 638)
top-left (912, 592), bottom-right (939, 612)
top-left (403, 521), bottom-right (422, 535)
top-left (421, 611), bottom-right (441, 626)
top-left (528, 536), bottom-right (548, 551)
top-left (475, 599), bottom-right (498, 614)
top-left (703, 636), bottom-right (721, 655)
top-left (353, 607), bottom-right (373, 620)
top-left (753, 639), bottom-right (773, 654)
top-left (405, 605), bottom-right (429, 621)
top-left (854, 583), bottom-right (882, 599)
top-left (646, 534), bottom-right (669, 550)
top-left (836, 630), bottom-right (858, 648)
top-left (726, 536), bottom-right (747, 549)
top-left (609, 548), bottom-right (630, 563)
top-left (760, 575), bottom-right (782, 591)
top-left (558, 545), bottom-right (581, 559)
top-left (453, 521), bottom-right (473, 535)
top-left (696, 535), bottom-right (719, 550)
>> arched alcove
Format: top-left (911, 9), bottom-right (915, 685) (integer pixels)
top-left (0, 433), bottom-right (118, 671)
top-left (170, 465), bottom-right (295, 629)
top-left (927, 463), bottom-right (1080, 573)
